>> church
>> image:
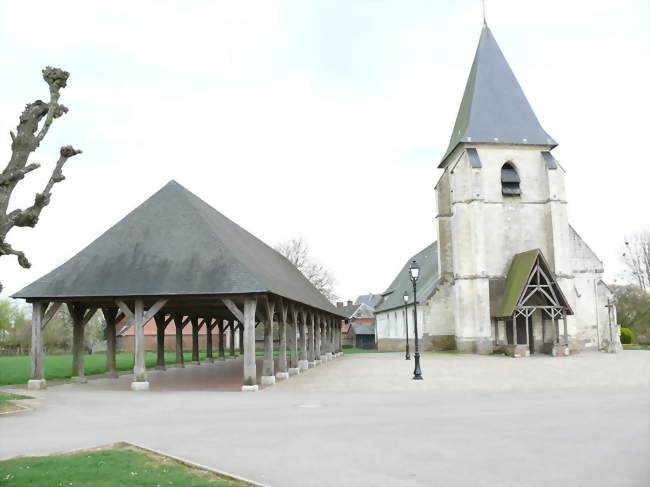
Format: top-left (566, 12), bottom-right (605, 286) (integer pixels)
top-left (374, 23), bottom-right (621, 356)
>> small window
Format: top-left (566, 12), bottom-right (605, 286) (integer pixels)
top-left (501, 162), bottom-right (521, 196)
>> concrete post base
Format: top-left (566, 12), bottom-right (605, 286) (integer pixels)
top-left (241, 385), bottom-right (259, 392)
top-left (70, 376), bottom-right (87, 384)
top-left (154, 365), bottom-right (166, 371)
top-left (275, 372), bottom-right (289, 380)
top-left (308, 361), bottom-right (316, 368)
top-left (261, 375), bottom-right (276, 385)
top-left (552, 344), bottom-right (570, 357)
top-left (326, 353), bottom-right (333, 360)
top-left (314, 359), bottom-right (322, 366)
top-left (206, 357), bottom-right (214, 363)
top-left (131, 381), bottom-right (150, 391)
top-left (106, 371), bottom-right (119, 378)
top-left (288, 367), bottom-right (300, 376)
top-left (298, 360), bottom-right (309, 371)
top-left (191, 361), bottom-right (201, 365)
top-left (27, 379), bottom-right (47, 390)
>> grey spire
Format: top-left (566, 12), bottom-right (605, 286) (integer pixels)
top-left (440, 25), bottom-right (556, 167)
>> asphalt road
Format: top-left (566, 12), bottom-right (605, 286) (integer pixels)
top-left (1, 352), bottom-right (648, 486)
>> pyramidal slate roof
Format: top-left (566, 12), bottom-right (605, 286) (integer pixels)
top-left (440, 24), bottom-right (556, 166)
top-left (13, 181), bottom-right (340, 315)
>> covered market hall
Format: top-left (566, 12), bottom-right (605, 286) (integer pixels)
top-left (13, 181), bottom-right (345, 392)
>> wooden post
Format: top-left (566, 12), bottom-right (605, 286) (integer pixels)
top-left (69, 304), bottom-right (86, 382)
top-left (206, 318), bottom-right (215, 363)
top-left (525, 313), bottom-right (530, 350)
top-left (551, 313), bottom-right (557, 344)
top-left (242, 297), bottom-right (258, 391)
top-left (563, 313), bottom-right (568, 346)
top-left (229, 322), bottom-right (236, 358)
top-left (153, 313), bottom-right (169, 370)
top-left (513, 316), bottom-right (518, 345)
top-left (238, 324), bottom-right (244, 355)
top-left (276, 298), bottom-right (288, 378)
top-left (102, 308), bottom-right (121, 378)
top-left (300, 308), bottom-right (308, 362)
top-left (336, 319), bottom-right (341, 353)
top-left (133, 299), bottom-right (146, 383)
top-left (173, 314), bottom-right (187, 367)
top-left (289, 304), bottom-right (299, 373)
top-left (68, 304), bottom-right (97, 383)
top-left (28, 302), bottom-right (46, 389)
top-left (308, 311), bottom-right (316, 365)
top-left (261, 297), bottom-right (276, 384)
top-left (191, 317), bottom-right (201, 364)
top-left (218, 321), bottom-right (225, 360)
top-left (314, 313), bottom-right (322, 362)
top-left (117, 298), bottom-right (166, 390)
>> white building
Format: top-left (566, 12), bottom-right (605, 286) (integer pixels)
top-left (375, 24), bottom-right (621, 356)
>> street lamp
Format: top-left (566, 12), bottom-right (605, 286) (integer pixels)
top-left (409, 260), bottom-right (423, 380)
top-left (403, 291), bottom-right (411, 360)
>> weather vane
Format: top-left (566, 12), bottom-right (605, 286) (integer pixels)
top-left (482, 0), bottom-right (487, 25)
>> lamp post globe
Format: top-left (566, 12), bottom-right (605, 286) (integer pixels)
top-left (409, 260), bottom-right (423, 380)
top-left (403, 291), bottom-right (411, 360)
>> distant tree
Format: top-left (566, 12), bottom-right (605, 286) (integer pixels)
top-left (611, 284), bottom-right (650, 345)
top-left (621, 230), bottom-right (650, 291)
top-left (275, 237), bottom-right (339, 302)
top-left (0, 67), bottom-right (82, 292)
top-left (42, 308), bottom-right (73, 353)
top-left (0, 298), bottom-right (29, 352)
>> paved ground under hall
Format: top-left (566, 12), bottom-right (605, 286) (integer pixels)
top-left (1, 352), bottom-right (649, 487)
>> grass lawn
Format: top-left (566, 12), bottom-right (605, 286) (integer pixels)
top-left (342, 347), bottom-right (395, 354)
top-left (0, 349), bottom-right (297, 386)
top-left (0, 445), bottom-right (252, 487)
top-left (0, 351), bottom-right (210, 386)
top-left (623, 344), bottom-right (650, 350)
top-left (0, 392), bottom-right (33, 412)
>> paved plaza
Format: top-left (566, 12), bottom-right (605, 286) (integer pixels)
top-left (1, 352), bottom-right (649, 486)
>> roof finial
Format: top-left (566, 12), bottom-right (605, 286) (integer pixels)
top-left (482, 0), bottom-right (487, 26)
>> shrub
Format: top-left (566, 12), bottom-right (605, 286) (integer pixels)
top-left (620, 327), bottom-right (635, 345)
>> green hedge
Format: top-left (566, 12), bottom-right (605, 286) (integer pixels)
top-left (620, 327), bottom-right (635, 345)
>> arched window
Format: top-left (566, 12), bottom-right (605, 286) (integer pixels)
top-left (501, 162), bottom-right (521, 196)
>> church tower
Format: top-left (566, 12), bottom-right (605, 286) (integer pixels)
top-left (435, 23), bottom-right (573, 353)
top-left (375, 22), bottom-right (618, 355)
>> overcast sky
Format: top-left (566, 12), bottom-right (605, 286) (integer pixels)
top-left (1, 0), bottom-right (648, 302)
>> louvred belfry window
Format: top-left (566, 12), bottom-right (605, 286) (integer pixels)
top-left (501, 163), bottom-right (521, 196)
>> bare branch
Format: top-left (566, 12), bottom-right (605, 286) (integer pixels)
top-left (275, 237), bottom-right (338, 302)
top-left (8, 145), bottom-right (81, 229)
top-left (0, 163), bottom-right (40, 186)
top-left (0, 66), bottom-right (79, 292)
top-left (35, 67), bottom-right (70, 145)
top-left (0, 241), bottom-right (31, 269)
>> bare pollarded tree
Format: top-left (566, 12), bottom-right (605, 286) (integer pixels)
top-left (622, 230), bottom-right (650, 291)
top-left (0, 67), bottom-right (81, 292)
top-left (275, 237), bottom-right (339, 302)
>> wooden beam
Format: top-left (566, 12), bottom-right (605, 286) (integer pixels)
top-left (81, 307), bottom-right (98, 327)
top-left (144, 299), bottom-right (168, 322)
top-left (222, 298), bottom-right (245, 323)
top-left (115, 300), bottom-right (135, 322)
top-left (42, 301), bottom-right (63, 329)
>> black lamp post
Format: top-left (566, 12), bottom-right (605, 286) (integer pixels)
top-left (403, 291), bottom-right (411, 360)
top-left (409, 260), bottom-right (423, 380)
